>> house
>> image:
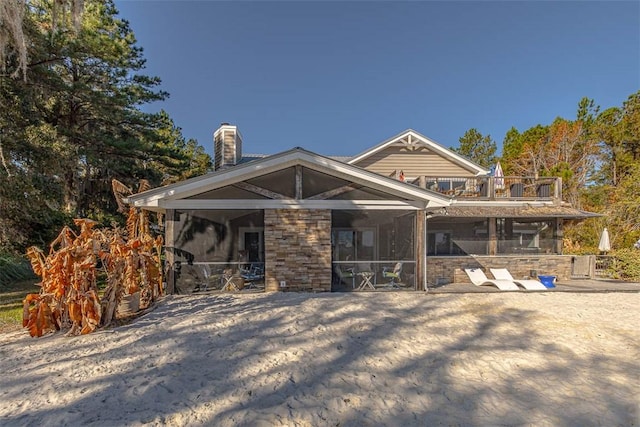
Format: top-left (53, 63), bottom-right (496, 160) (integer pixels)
top-left (127, 124), bottom-right (597, 293)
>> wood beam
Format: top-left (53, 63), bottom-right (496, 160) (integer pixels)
top-left (555, 218), bottom-right (563, 254)
top-left (232, 182), bottom-right (291, 200)
top-left (416, 210), bottom-right (426, 291)
top-left (307, 184), bottom-right (361, 200)
top-left (418, 176), bottom-right (426, 189)
top-left (488, 218), bottom-right (497, 255)
top-left (295, 165), bottom-right (303, 200)
top-left (165, 209), bottom-right (176, 294)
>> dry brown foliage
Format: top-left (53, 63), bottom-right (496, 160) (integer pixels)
top-left (23, 209), bottom-right (163, 337)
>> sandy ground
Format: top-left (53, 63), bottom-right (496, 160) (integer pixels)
top-left (0, 292), bottom-right (638, 427)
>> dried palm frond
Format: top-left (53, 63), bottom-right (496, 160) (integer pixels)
top-left (137, 179), bottom-right (151, 193)
top-left (111, 179), bottom-right (132, 213)
top-left (24, 208), bottom-right (164, 337)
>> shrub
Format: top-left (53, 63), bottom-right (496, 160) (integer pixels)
top-left (608, 249), bottom-right (640, 282)
top-left (0, 254), bottom-right (36, 288)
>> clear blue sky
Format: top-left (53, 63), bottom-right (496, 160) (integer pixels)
top-left (114, 1), bottom-right (639, 157)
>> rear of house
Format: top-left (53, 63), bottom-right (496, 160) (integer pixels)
top-left (128, 125), bottom-right (597, 293)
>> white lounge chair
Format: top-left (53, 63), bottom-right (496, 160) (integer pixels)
top-left (490, 268), bottom-right (548, 291)
top-left (464, 268), bottom-right (520, 291)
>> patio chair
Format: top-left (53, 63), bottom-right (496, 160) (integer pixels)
top-left (200, 266), bottom-right (221, 291)
top-left (381, 262), bottom-right (402, 288)
top-left (240, 264), bottom-right (264, 289)
top-left (489, 268), bottom-right (548, 291)
top-left (464, 268), bottom-right (519, 291)
top-left (336, 266), bottom-right (356, 288)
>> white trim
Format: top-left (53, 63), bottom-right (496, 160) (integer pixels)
top-left (156, 199), bottom-right (428, 210)
top-left (213, 124), bottom-right (243, 142)
top-left (348, 129), bottom-right (489, 176)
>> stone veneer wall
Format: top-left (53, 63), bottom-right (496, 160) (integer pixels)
top-left (264, 209), bottom-right (332, 292)
top-left (428, 255), bottom-right (579, 286)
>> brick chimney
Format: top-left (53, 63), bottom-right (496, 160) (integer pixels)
top-left (213, 123), bottom-right (243, 170)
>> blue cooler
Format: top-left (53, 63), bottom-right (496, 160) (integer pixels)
top-left (538, 275), bottom-right (556, 288)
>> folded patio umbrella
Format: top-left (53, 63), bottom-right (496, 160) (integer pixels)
top-left (598, 227), bottom-right (611, 253)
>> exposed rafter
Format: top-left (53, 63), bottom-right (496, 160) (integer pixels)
top-left (232, 182), bottom-right (291, 200)
top-left (307, 184), bottom-right (361, 200)
top-left (128, 148), bottom-right (452, 210)
top-left (295, 165), bottom-right (303, 200)
top-left (403, 133), bottom-right (422, 151)
top-left (348, 129), bottom-right (489, 175)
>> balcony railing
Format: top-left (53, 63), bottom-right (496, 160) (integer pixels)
top-left (409, 175), bottom-right (562, 201)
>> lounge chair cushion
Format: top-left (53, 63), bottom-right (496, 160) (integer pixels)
top-left (490, 268), bottom-right (548, 291)
top-left (464, 268), bottom-right (520, 291)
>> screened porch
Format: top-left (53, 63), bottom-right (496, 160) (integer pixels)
top-left (331, 210), bottom-right (417, 291)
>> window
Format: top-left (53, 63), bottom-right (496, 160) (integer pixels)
top-left (428, 231), bottom-right (452, 255)
top-left (332, 228), bottom-right (376, 261)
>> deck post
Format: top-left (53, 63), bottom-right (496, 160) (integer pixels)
top-left (554, 177), bottom-right (563, 205)
top-left (488, 217), bottom-right (497, 255)
top-left (555, 218), bottom-right (563, 254)
top-left (418, 176), bottom-right (427, 189)
top-left (165, 209), bottom-right (176, 294)
top-left (416, 210), bottom-right (426, 291)
top-left (488, 176), bottom-right (495, 200)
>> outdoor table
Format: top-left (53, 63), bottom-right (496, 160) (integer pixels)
top-left (221, 271), bottom-right (239, 291)
top-left (357, 271), bottom-right (375, 290)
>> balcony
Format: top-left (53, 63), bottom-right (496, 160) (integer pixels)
top-left (409, 176), bottom-right (562, 201)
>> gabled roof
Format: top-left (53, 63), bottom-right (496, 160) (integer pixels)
top-left (127, 147), bottom-right (451, 211)
top-left (348, 129), bottom-right (490, 176)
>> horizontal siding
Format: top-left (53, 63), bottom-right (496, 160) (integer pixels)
top-left (354, 146), bottom-right (473, 177)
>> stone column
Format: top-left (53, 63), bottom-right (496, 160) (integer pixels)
top-left (264, 209), bottom-right (332, 292)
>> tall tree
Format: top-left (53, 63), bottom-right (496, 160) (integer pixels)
top-left (594, 106), bottom-right (624, 186)
top-left (0, 0), bottom-right (211, 253)
top-left (144, 110), bottom-right (212, 185)
top-left (453, 128), bottom-right (497, 168)
top-left (0, 0), bottom-right (28, 78)
top-left (501, 98), bottom-right (601, 207)
top-left (501, 124), bottom-right (548, 177)
top-left (590, 91), bottom-right (640, 187)
top-left (614, 91), bottom-right (640, 178)
top-left (30, 0), bottom-right (171, 213)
